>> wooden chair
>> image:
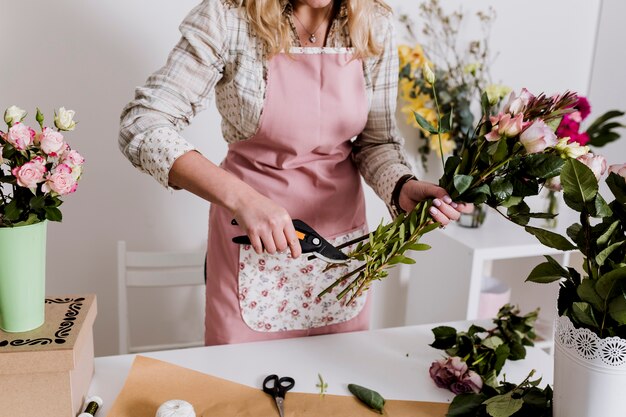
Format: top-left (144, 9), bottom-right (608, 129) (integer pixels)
top-left (117, 241), bottom-right (206, 354)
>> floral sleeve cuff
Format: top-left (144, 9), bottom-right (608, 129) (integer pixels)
top-left (138, 127), bottom-right (196, 189)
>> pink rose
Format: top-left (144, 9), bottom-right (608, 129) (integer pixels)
top-left (429, 357), bottom-right (482, 394)
top-left (486, 113), bottom-right (524, 141)
top-left (61, 149), bottom-right (85, 167)
top-left (5, 123), bottom-right (35, 150)
top-left (11, 156), bottom-right (47, 190)
top-left (504, 88), bottom-right (534, 115)
top-left (520, 120), bottom-right (558, 153)
top-left (42, 164), bottom-right (78, 195)
top-left (608, 164), bottom-right (626, 178)
top-left (38, 127), bottom-right (65, 156)
top-left (577, 153), bottom-right (607, 180)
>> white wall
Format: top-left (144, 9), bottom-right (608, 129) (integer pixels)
top-left (1, 0), bottom-right (619, 356)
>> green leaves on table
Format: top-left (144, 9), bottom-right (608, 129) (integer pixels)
top-left (430, 305), bottom-right (538, 385)
top-left (447, 371), bottom-right (553, 417)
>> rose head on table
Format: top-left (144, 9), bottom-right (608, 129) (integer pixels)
top-left (0, 106), bottom-right (84, 227)
top-left (319, 85), bottom-right (606, 304)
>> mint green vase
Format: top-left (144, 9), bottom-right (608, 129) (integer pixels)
top-left (0, 221), bottom-right (47, 332)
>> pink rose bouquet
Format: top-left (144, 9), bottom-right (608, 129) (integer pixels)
top-left (0, 106), bottom-right (84, 227)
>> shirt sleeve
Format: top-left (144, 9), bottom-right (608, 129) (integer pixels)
top-left (352, 11), bottom-right (414, 217)
top-left (118, 0), bottom-right (228, 188)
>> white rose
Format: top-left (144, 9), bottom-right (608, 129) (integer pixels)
top-left (555, 137), bottom-right (590, 159)
top-left (4, 105), bottom-right (27, 125)
top-left (54, 107), bottom-right (77, 131)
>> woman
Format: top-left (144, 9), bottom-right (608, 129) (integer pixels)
top-left (119, 0), bottom-right (468, 345)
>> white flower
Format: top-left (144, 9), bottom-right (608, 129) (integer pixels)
top-left (54, 107), bottom-right (77, 131)
top-left (555, 137), bottom-right (590, 159)
top-left (422, 62), bottom-right (436, 85)
top-left (4, 105), bottom-right (27, 125)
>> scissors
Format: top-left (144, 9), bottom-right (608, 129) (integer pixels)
top-left (262, 374), bottom-right (295, 417)
top-left (232, 219), bottom-right (349, 263)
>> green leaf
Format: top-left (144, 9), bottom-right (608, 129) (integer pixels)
top-left (598, 221), bottom-right (620, 247)
top-left (482, 335), bottom-right (504, 350)
top-left (561, 159), bottom-right (599, 211)
top-left (572, 302), bottom-right (599, 327)
top-left (44, 207), bottom-right (63, 222)
top-left (577, 279), bottom-right (605, 312)
top-left (596, 241), bottom-right (625, 266)
top-left (484, 394), bottom-right (524, 417)
top-left (441, 110), bottom-right (453, 133)
top-left (524, 226), bottom-right (577, 251)
top-left (29, 195), bottom-right (46, 210)
top-left (414, 112), bottom-right (438, 134)
top-left (13, 213), bottom-right (41, 227)
top-left (430, 326), bottom-right (458, 349)
top-left (348, 384), bottom-right (385, 414)
top-left (454, 175), bottom-right (474, 195)
top-left (4, 199), bottom-right (22, 221)
top-left (591, 193), bottom-right (613, 218)
top-left (524, 153), bottom-right (565, 179)
top-left (447, 393), bottom-right (487, 417)
top-left (526, 261), bottom-right (566, 283)
top-left (609, 292), bottom-right (626, 325)
top-left (407, 243), bottom-right (431, 251)
top-left (596, 266), bottom-right (626, 299)
top-left (490, 177), bottom-right (513, 203)
top-left (607, 172), bottom-right (626, 204)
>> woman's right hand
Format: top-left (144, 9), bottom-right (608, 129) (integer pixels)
top-left (231, 190), bottom-right (302, 259)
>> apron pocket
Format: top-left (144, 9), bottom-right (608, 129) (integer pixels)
top-left (237, 225), bottom-right (368, 333)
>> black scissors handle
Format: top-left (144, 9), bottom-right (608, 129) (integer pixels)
top-left (263, 374), bottom-right (295, 399)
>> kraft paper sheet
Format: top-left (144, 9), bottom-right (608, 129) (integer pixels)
top-left (107, 356), bottom-right (448, 417)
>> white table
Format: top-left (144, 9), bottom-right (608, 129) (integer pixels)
top-left (89, 321), bottom-right (553, 415)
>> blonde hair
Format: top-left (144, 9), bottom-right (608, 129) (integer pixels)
top-left (244, 0), bottom-right (392, 58)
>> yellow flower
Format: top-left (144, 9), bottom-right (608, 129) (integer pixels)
top-left (463, 62), bottom-right (481, 75)
top-left (398, 43), bottom-right (429, 76)
top-left (400, 93), bottom-right (436, 129)
top-left (429, 133), bottom-right (457, 157)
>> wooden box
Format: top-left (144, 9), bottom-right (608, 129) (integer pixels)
top-left (0, 295), bottom-right (97, 417)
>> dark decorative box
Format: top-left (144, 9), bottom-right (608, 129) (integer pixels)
top-left (0, 295), bottom-right (97, 417)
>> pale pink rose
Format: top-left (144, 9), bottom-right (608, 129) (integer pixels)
top-left (38, 127), bottom-right (65, 156)
top-left (486, 113), bottom-right (524, 141)
top-left (520, 120), bottom-right (558, 154)
top-left (504, 88), bottom-right (534, 115)
top-left (61, 149), bottom-right (85, 167)
top-left (42, 164), bottom-right (77, 195)
top-left (608, 163), bottom-right (626, 178)
top-left (577, 153), bottom-right (607, 180)
top-left (5, 123), bottom-right (35, 150)
top-left (11, 157), bottom-right (47, 190)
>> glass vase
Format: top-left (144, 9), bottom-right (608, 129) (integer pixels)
top-left (458, 204), bottom-right (487, 228)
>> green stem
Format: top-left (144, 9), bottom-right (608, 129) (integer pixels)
top-left (318, 264), bottom-right (366, 298)
top-left (432, 83), bottom-right (445, 169)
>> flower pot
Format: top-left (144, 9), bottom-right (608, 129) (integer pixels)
top-left (553, 315), bottom-right (626, 417)
top-left (0, 221), bottom-right (47, 332)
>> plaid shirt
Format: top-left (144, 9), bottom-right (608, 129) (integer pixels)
top-left (119, 0), bottom-right (413, 214)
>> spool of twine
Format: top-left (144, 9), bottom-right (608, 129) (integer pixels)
top-left (155, 400), bottom-right (196, 417)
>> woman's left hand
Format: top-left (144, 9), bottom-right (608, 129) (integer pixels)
top-left (398, 179), bottom-right (474, 227)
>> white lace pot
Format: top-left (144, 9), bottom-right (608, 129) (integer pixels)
top-left (554, 315), bottom-right (626, 417)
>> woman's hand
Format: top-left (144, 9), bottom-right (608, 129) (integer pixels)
top-left (398, 179), bottom-right (473, 227)
top-left (231, 190), bottom-right (302, 258)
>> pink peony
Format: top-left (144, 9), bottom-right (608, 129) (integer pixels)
top-left (5, 123), bottom-right (35, 150)
top-left (608, 163), bottom-right (626, 179)
top-left (38, 127), bottom-right (65, 156)
top-left (429, 357), bottom-right (483, 394)
top-left (520, 120), bottom-right (558, 153)
top-left (504, 88), bottom-right (534, 115)
top-left (11, 156), bottom-right (47, 190)
top-left (577, 153), bottom-right (607, 180)
top-left (42, 164), bottom-right (77, 195)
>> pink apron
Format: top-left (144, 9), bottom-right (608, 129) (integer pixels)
top-left (205, 49), bottom-right (370, 345)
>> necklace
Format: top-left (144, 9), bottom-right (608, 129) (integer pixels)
top-left (292, 4), bottom-right (332, 44)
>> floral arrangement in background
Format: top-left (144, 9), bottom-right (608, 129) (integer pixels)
top-left (429, 305), bottom-right (553, 416)
top-left (397, 0), bottom-right (509, 166)
top-left (0, 105), bottom-right (84, 227)
top-left (320, 83), bottom-right (602, 304)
